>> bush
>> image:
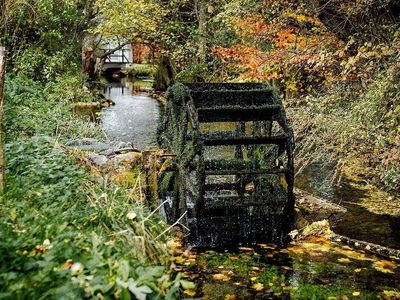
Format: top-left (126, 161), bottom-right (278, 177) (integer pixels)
top-left (0, 137), bottom-right (184, 299)
top-left (124, 64), bottom-right (157, 78)
top-left (175, 63), bottom-right (207, 83)
top-left (13, 47), bottom-right (79, 82)
top-left (45, 74), bottom-right (94, 103)
top-left (4, 74), bottom-right (104, 143)
top-left (4, 75), bottom-right (60, 142)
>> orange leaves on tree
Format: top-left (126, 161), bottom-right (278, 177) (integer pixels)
top-left (272, 28), bottom-right (297, 49)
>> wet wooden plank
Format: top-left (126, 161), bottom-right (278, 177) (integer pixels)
top-left (197, 105), bottom-right (281, 122)
top-left (192, 89), bottom-right (275, 108)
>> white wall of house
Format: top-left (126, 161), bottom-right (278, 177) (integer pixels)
top-left (105, 43), bottom-right (132, 63)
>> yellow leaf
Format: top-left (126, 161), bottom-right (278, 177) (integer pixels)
top-left (287, 82), bottom-right (298, 92)
top-left (352, 291), bottom-right (361, 296)
top-left (212, 273), bottom-right (230, 281)
top-left (238, 247), bottom-right (253, 252)
top-left (338, 258), bottom-right (351, 264)
top-left (252, 283), bottom-right (264, 291)
top-left (175, 256), bottom-right (186, 264)
top-left (10, 210), bottom-right (17, 221)
top-left (373, 260), bottom-right (397, 274)
top-left (224, 295), bottom-right (238, 300)
top-left (184, 289), bottom-right (196, 297)
top-left (258, 244), bottom-right (276, 250)
top-left (354, 268), bottom-right (362, 273)
top-left (126, 211), bottom-right (137, 220)
top-left (382, 290), bottom-right (400, 299)
top-left (250, 277), bottom-right (257, 281)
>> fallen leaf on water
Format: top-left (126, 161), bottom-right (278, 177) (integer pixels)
top-left (212, 273), bottom-right (230, 281)
top-left (338, 248), bottom-right (373, 261)
top-left (252, 283), bottom-right (264, 291)
top-left (258, 243), bottom-right (276, 250)
top-left (352, 291), bottom-right (361, 296)
top-left (233, 282), bottom-right (241, 286)
top-left (337, 258), bottom-right (351, 264)
top-left (382, 290), bottom-right (400, 299)
top-left (373, 260), bottom-right (397, 274)
top-left (183, 289), bottom-right (196, 297)
top-left (239, 247), bottom-right (253, 252)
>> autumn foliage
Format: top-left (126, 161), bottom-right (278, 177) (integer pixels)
top-left (213, 1), bottom-right (399, 96)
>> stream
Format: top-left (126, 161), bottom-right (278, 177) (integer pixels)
top-left (99, 78), bottom-right (400, 298)
top-left (101, 78), bottom-right (161, 149)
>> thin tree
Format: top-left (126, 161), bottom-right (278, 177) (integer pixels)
top-left (0, 47), bottom-right (6, 190)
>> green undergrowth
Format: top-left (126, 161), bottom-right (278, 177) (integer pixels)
top-left (124, 64), bottom-right (157, 78)
top-left (291, 59), bottom-right (400, 192)
top-left (0, 137), bottom-right (185, 299)
top-left (4, 74), bottom-right (104, 143)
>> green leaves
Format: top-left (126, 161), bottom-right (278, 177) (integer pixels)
top-left (91, 0), bottom-right (166, 42)
top-left (0, 136), bottom-right (183, 298)
top-left (127, 280), bottom-right (153, 300)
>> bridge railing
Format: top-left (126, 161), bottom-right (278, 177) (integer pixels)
top-left (104, 48), bottom-right (131, 64)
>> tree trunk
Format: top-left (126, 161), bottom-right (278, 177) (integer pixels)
top-left (154, 56), bottom-right (176, 91)
top-left (0, 47), bottom-right (7, 190)
top-left (197, 0), bottom-right (207, 64)
top-left (83, 49), bottom-right (96, 81)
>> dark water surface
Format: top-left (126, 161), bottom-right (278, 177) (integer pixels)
top-left (296, 163), bottom-right (400, 250)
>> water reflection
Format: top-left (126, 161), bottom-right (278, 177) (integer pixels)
top-left (101, 79), bottom-right (161, 149)
top-left (296, 163), bottom-right (400, 249)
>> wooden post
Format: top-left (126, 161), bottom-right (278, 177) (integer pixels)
top-left (0, 47), bottom-right (7, 190)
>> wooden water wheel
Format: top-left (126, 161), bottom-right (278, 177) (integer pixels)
top-left (157, 83), bottom-right (295, 247)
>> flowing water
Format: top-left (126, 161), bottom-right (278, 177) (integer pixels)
top-left (296, 163), bottom-right (400, 250)
top-left (101, 78), bottom-right (161, 149)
